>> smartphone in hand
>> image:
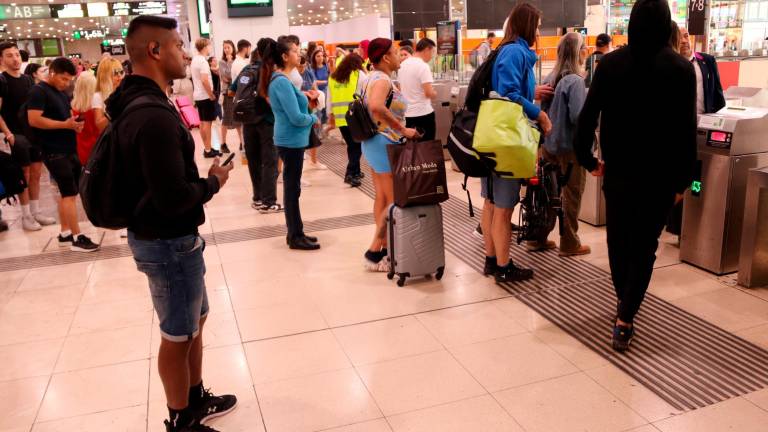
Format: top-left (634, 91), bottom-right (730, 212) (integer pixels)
top-left (221, 152), bottom-right (236, 166)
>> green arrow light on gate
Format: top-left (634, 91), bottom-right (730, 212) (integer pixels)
top-left (691, 180), bottom-right (702, 196)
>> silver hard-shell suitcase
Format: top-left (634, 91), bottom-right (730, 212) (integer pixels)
top-left (386, 204), bottom-right (445, 286)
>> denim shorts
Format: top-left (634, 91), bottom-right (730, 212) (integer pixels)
top-left (362, 133), bottom-right (399, 174)
top-left (128, 232), bottom-right (209, 342)
top-left (480, 176), bottom-right (522, 209)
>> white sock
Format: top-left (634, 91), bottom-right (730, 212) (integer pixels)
top-left (30, 200), bottom-right (40, 215)
top-left (60, 230), bottom-right (72, 237)
top-left (21, 204), bottom-right (32, 217)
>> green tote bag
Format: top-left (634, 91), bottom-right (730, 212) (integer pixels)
top-left (472, 97), bottom-right (540, 179)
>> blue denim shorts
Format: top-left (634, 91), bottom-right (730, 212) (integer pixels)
top-left (128, 232), bottom-right (209, 342)
top-left (480, 176), bottom-right (522, 209)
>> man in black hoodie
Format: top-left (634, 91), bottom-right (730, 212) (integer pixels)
top-left (108, 15), bottom-right (235, 432)
top-left (575, 0), bottom-right (697, 352)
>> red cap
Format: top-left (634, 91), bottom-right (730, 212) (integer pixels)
top-left (359, 39), bottom-right (370, 59)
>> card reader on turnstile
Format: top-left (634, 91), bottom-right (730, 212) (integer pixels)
top-left (680, 105), bottom-right (768, 275)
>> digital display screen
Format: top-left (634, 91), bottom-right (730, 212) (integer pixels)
top-left (51, 3), bottom-right (85, 18)
top-left (0, 4), bottom-right (51, 20)
top-left (86, 2), bottom-right (111, 17)
top-left (227, 0), bottom-right (273, 17)
top-left (110, 1), bottom-right (167, 16)
top-left (710, 131), bottom-right (728, 142)
top-left (41, 39), bottom-right (61, 57)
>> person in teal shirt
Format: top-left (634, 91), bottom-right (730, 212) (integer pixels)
top-left (264, 36), bottom-right (319, 250)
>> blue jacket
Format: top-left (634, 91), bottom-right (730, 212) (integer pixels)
top-left (491, 37), bottom-right (540, 120)
top-left (693, 52), bottom-right (726, 114)
top-left (268, 72), bottom-right (317, 148)
top-left (541, 73), bottom-right (586, 155)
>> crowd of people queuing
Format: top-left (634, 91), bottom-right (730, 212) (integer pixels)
top-left (0, 0), bottom-right (715, 429)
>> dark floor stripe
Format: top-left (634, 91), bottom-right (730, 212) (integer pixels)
top-left (317, 139), bottom-right (768, 412)
top-left (0, 212), bottom-right (373, 272)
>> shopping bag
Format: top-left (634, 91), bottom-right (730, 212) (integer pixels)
top-left (472, 97), bottom-right (540, 179)
top-left (387, 139), bottom-right (449, 207)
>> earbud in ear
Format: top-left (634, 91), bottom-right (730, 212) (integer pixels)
top-left (152, 45), bottom-right (160, 55)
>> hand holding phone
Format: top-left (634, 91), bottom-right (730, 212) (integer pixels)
top-left (221, 152), bottom-right (236, 166)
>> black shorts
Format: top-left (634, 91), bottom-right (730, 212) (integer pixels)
top-left (44, 153), bottom-right (81, 198)
top-left (10, 135), bottom-right (44, 167)
top-left (195, 99), bottom-right (217, 122)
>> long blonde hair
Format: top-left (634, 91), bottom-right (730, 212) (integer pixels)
top-left (550, 32), bottom-right (584, 87)
top-left (71, 71), bottom-right (96, 113)
top-left (96, 58), bottom-right (122, 100)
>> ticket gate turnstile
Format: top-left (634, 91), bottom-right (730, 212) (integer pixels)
top-left (680, 105), bottom-right (768, 275)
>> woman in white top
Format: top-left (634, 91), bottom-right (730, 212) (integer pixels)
top-left (93, 58), bottom-right (125, 132)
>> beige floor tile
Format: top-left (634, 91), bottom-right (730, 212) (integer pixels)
top-left (37, 360), bottom-right (149, 422)
top-left (646, 265), bottom-right (727, 302)
top-left (80, 275), bottom-right (149, 305)
top-left (0, 376), bottom-right (49, 430)
top-left (204, 393), bottom-right (265, 432)
top-left (2, 284), bottom-right (84, 316)
top-left (319, 418), bottom-right (392, 432)
top-left (0, 310), bottom-right (74, 346)
top-left (585, 365), bottom-right (683, 422)
top-left (357, 350), bottom-right (485, 416)
top-left (624, 426), bottom-right (661, 432)
top-left (31, 405), bottom-right (147, 432)
top-left (333, 316), bottom-right (443, 366)
top-left (744, 387), bottom-right (768, 412)
top-left (17, 262), bottom-right (93, 291)
top-left (235, 300), bottom-right (328, 342)
top-left (669, 288), bottom-right (768, 332)
top-left (0, 269), bottom-right (28, 293)
top-left (450, 333), bottom-right (578, 392)
top-left (492, 297), bottom-right (553, 331)
top-left (654, 397), bottom-right (768, 432)
top-left (415, 302), bottom-right (527, 348)
top-left (55, 325), bottom-right (151, 373)
top-left (69, 297), bottom-right (154, 335)
top-left (494, 372), bottom-right (646, 432)
top-left (244, 330), bottom-right (350, 384)
top-left (387, 395), bottom-right (524, 432)
top-left (736, 323), bottom-right (768, 350)
top-left (256, 368), bottom-right (382, 432)
top-left (88, 257), bottom-right (143, 284)
top-left (148, 344), bottom-right (254, 403)
top-left (531, 323), bottom-right (610, 371)
top-left (228, 274), bottom-right (308, 310)
top-left (0, 338), bottom-right (64, 381)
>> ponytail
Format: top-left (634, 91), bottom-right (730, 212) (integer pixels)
top-left (258, 37), bottom-right (294, 97)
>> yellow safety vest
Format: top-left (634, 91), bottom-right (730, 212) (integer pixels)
top-left (329, 70), bottom-right (359, 127)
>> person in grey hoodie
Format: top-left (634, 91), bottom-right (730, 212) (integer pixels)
top-left (527, 32), bottom-right (591, 257)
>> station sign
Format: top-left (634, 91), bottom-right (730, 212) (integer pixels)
top-left (0, 1), bottom-right (166, 20)
top-left (0, 4), bottom-right (52, 19)
top-left (73, 29), bottom-right (110, 40)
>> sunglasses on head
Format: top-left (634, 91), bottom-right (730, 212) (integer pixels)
top-left (113, 69), bottom-right (125, 77)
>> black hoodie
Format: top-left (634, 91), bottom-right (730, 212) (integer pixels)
top-left (575, 0), bottom-right (697, 194)
top-left (107, 74), bottom-right (220, 240)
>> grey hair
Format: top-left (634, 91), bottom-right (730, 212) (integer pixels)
top-left (550, 32), bottom-right (584, 87)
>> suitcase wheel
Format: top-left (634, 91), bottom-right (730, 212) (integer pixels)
top-left (397, 275), bottom-right (406, 287)
top-left (436, 267), bottom-right (445, 280)
top-left (387, 271), bottom-right (394, 280)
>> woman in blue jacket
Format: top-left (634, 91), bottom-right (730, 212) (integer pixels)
top-left (263, 37), bottom-right (320, 250)
top-left (480, 2), bottom-right (552, 284)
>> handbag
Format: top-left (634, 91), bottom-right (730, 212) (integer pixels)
top-left (387, 139), bottom-right (449, 207)
top-left (345, 74), bottom-right (393, 143)
top-left (472, 96), bottom-right (540, 179)
top-left (307, 127), bottom-right (322, 149)
top-left (174, 96), bottom-right (201, 129)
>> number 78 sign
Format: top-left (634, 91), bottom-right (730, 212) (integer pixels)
top-left (688, 0), bottom-right (708, 36)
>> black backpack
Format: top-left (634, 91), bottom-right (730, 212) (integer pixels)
top-left (79, 96), bottom-right (176, 229)
top-left (446, 41), bottom-right (512, 214)
top-left (0, 149), bottom-right (27, 203)
top-left (232, 65), bottom-right (270, 124)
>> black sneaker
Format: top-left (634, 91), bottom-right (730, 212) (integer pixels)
top-left (258, 203), bottom-right (284, 214)
top-left (354, 172), bottom-right (365, 179)
top-left (612, 323), bottom-right (635, 352)
top-left (288, 236), bottom-right (321, 250)
top-left (286, 234), bottom-right (318, 245)
top-left (344, 175), bottom-right (362, 187)
top-left (164, 420), bottom-right (219, 432)
top-left (483, 256), bottom-right (497, 276)
top-left (193, 388), bottom-right (237, 425)
top-left (494, 262), bottom-right (534, 283)
top-left (220, 144), bottom-right (231, 154)
top-left (203, 149), bottom-right (221, 158)
top-left (71, 234), bottom-right (100, 252)
top-left (58, 233), bottom-right (74, 247)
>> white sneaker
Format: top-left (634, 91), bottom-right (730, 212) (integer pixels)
top-left (364, 256), bottom-right (391, 273)
top-left (22, 215), bottom-right (42, 231)
top-left (34, 213), bottom-right (56, 226)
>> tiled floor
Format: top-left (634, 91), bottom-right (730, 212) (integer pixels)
top-left (1, 131), bottom-right (767, 432)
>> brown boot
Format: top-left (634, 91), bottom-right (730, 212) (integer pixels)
top-left (525, 240), bottom-right (557, 252)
